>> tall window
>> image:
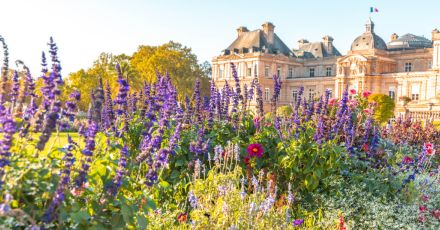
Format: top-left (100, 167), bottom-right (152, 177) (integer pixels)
top-left (219, 68), bottom-right (224, 79)
top-left (265, 88), bottom-right (270, 101)
top-left (288, 67), bottom-right (293, 79)
top-left (292, 89), bottom-right (298, 102)
top-left (308, 88), bottom-right (315, 101)
top-left (326, 67), bottom-right (332, 76)
top-left (404, 62), bottom-right (412, 72)
top-left (309, 68), bottom-right (315, 77)
top-left (411, 84), bottom-right (420, 101)
top-left (388, 86), bottom-right (395, 100)
top-left (265, 65), bottom-right (269, 77)
top-left (277, 67), bottom-right (281, 78)
top-left (247, 67), bottom-right (252, 77)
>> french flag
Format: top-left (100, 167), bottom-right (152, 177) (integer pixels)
top-left (370, 7), bottom-right (379, 13)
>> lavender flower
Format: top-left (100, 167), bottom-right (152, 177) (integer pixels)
top-left (42, 136), bottom-right (76, 223)
top-left (188, 190), bottom-right (199, 209)
top-left (107, 146), bottom-right (128, 196)
top-left (10, 70), bottom-right (19, 107)
top-left (104, 81), bottom-right (115, 129)
top-left (74, 117), bottom-right (98, 187)
top-left (0, 35), bottom-right (9, 103)
top-left (115, 63), bottom-right (129, 116)
top-left (0, 111), bottom-right (15, 188)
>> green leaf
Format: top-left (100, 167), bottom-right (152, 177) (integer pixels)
top-left (70, 210), bottom-right (90, 223)
top-left (121, 203), bottom-right (133, 224)
top-left (136, 214), bottom-right (148, 229)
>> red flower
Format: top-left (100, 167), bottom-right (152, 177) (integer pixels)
top-left (247, 143), bottom-right (264, 158)
top-left (419, 205), bottom-right (427, 213)
top-left (362, 90), bottom-right (372, 98)
top-left (432, 209), bottom-right (440, 219)
top-left (339, 215), bottom-right (346, 230)
top-left (349, 89), bottom-right (357, 95)
top-left (243, 155), bottom-right (251, 165)
top-left (424, 143), bottom-right (436, 155)
top-left (177, 213), bottom-right (187, 223)
top-left (363, 108), bottom-right (372, 115)
top-left (362, 143), bottom-right (369, 152)
top-left (402, 156), bottom-right (413, 164)
top-left (328, 98), bottom-right (337, 106)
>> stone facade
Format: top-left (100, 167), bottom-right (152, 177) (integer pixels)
top-left (212, 20), bottom-right (440, 117)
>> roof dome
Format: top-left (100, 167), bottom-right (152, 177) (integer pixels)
top-left (387, 33), bottom-right (432, 50)
top-left (350, 18), bottom-right (387, 51)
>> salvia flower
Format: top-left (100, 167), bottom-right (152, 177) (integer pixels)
top-left (42, 135), bottom-right (76, 223)
top-left (293, 219), bottom-right (304, 227)
top-left (107, 146), bottom-right (128, 196)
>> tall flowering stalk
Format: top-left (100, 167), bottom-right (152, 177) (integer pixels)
top-left (271, 74), bottom-right (282, 112)
top-left (42, 135), bottom-right (76, 223)
top-left (0, 35), bottom-right (9, 103)
top-left (0, 111), bottom-right (15, 189)
top-left (10, 70), bottom-right (19, 109)
top-left (107, 146), bottom-right (128, 196)
top-left (74, 112), bottom-right (98, 188)
top-left (104, 81), bottom-right (115, 130)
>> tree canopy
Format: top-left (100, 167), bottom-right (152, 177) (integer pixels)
top-left (64, 41), bottom-right (210, 110)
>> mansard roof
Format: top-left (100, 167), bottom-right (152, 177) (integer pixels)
top-left (223, 29), bottom-right (294, 57)
top-left (293, 41), bottom-right (342, 58)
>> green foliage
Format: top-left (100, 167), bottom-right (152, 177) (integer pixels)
top-left (368, 93), bottom-right (395, 123)
top-left (64, 41), bottom-right (211, 110)
top-left (276, 105), bottom-right (293, 117)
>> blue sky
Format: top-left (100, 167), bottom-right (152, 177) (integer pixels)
top-left (1, 0), bottom-right (439, 76)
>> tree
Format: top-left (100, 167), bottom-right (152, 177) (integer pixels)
top-left (130, 41), bottom-right (210, 99)
top-left (368, 94), bottom-right (395, 124)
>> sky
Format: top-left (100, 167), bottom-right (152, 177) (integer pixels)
top-left (1, 0), bottom-right (440, 76)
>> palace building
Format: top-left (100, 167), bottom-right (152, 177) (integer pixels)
top-left (211, 19), bottom-right (440, 119)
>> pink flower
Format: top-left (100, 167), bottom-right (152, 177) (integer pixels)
top-left (419, 205), bottom-right (427, 213)
top-left (402, 156), bottom-right (413, 164)
top-left (349, 99), bottom-right (358, 107)
top-left (363, 108), bottom-right (372, 114)
top-left (328, 98), bottom-right (337, 106)
top-left (362, 143), bottom-right (369, 152)
top-left (247, 143), bottom-right (264, 158)
top-left (424, 142), bottom-right (436, 155)
top-left (70, 187), bottom-right (84, 197)
top-left (362, 90), bottom-right (372, 98)
top-left (349, 89), bottom-right (357, 95)
top-left (422, 195), bottom-right (429, 202)
top-left (432, 209), bottom-right (440, 219)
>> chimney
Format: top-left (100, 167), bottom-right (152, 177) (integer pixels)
top-left (262, 22), bottom-right (275, 44)
top-left (322, 35), bottom-right (334, 54)
top-left (390, 33), bottom-right (399, 41)
top-left (236, 26), bottom-right (249, 37)
top-left (298, 39), bottom-right (309, 49)
top-left (432, 28), bottom-right (440, 41)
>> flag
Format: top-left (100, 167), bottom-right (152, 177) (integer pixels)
top-left (370, 7), bottom-right (379, 13)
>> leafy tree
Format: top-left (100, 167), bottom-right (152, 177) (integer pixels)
top-left (368, 93), bottom-right (395, 124)
top-left (130, 41), bottom-right (209, 99)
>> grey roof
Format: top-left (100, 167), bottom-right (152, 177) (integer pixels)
top-left (293, 41), bottom-right (341, 58)
top-left (224, 30), bottom-right (294, 56)
top-left (387, 33), bottom-right (432, 50)
top-left (351, 18), bottom-right (387, 51)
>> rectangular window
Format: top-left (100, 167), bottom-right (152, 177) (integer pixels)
top-left (247, 67), bottom-right (252, 77)
top-left (277, 67), bottom-right (281, 78)
top-left (219, 68), bottom-right (224, 79)
top-left (404, 62), bottom-right (412, 72)
top-left (265, 65), bottom-right (269, 77)
top-left (388, 86), bottom-right (395, 100)
top-left (292, 89), bottom-right (298, 102)
top-left (308, 88), bottom-right (315, 101)
top-left (265, 88), bottom-right (270, 101)
top-left (411, 84), bottom-right (420, 101)
top-left (309, 68), bottom-right (315, 77)
top-left (326, 67), bottom-right (332, 76)
top-left (288, 67), bottom-right (293, 79)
